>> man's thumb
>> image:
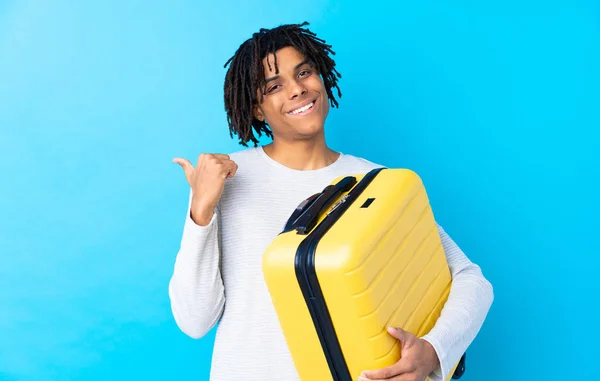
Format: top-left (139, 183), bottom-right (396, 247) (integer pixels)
top-left (172, 158), bottom-right (193, 180)
top-left (387, 326), bottom-right (406, 339)
top-left (387, 327), bottom-right (417, 352)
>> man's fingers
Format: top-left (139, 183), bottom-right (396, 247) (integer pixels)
top-left (360, 359), bottom-right (414, 380)
top-left (217, 159), bottom-right (238, 179)
top-left (196, 153), bottom-right (230, 166)
top-left (225, 160), bottom-right (238, 178)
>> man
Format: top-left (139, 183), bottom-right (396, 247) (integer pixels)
top-left (169, 22), bottom-right (494, 381)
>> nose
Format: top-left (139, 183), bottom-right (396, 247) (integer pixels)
top-left (288, 79), bottom-right (307, 100)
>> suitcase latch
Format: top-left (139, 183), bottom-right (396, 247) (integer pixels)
top-left (327, 194), bottom-right (348, 216)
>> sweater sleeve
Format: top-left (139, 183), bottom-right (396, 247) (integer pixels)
top-left (420, 224), bottom-right (494, 381)
top-left (168, 191), bottom-right (225, 339)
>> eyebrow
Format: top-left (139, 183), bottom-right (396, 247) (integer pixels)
top-left (264, 59), bottom-right (311, 84)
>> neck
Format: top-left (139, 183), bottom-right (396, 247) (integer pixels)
top-left (262, 137), bottom-right (340, 171)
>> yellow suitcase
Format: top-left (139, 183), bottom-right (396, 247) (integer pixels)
top-left (262, 168), bottom-right (466, 381)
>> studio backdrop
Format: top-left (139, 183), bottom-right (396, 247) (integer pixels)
top-left (0, 1), bottom-right (598, 380)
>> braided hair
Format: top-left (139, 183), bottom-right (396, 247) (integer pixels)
top-left (223, 21), bottom-right (342, 146)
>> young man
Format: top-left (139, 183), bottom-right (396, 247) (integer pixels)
top-left (169, 22), bottom-right (494, 381)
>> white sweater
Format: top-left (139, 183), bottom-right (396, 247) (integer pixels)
top-left (168, 146), bottom-right (494, 381)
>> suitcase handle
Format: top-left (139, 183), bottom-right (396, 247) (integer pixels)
top-left (281, 192), bottom-right (321, 233)
top-left (288, 176), bottom-right (357, 235)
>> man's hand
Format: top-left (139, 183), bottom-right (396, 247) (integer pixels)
top-left (358, 327), bottom-right (439, 381)
top-left (173, 153), bottom-right (238, 226)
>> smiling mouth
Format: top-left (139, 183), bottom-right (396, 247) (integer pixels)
top-left (287, 98), bottom-right (318, 116)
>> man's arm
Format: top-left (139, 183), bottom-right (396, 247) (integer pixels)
top-left (420, 224), bottom-right (495, 381)
top-left (168, 192), bottom-right (226, 339)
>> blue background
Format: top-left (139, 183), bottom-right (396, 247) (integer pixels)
top-left (1, 0), bottom-right (598, 380)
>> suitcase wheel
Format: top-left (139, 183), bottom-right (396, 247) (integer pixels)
top-left (451, 353), bottom-right (466, 379)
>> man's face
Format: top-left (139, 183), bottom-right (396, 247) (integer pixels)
top-left (253, 46), bottom-right (330, 141)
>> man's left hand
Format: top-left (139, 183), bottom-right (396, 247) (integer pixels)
top-left (358, 327), bottom-right (439, 381)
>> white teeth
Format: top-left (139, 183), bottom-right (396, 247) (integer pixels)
top-left (289, 102), bottom-right (314, 115)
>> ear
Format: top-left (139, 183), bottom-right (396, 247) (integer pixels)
top-left (253, 104), bottom-right (265, 122)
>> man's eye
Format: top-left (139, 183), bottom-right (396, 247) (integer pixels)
top-left (299, 70), bottom-right (311, 77)
top-left (268, 85), bottom-right (280, 93)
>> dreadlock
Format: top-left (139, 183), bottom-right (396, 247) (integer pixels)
top-left (223, 21), bottom-right (342, 147)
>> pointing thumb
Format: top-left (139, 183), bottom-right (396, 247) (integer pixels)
top-left (172, 158), bottom-right (193, 180)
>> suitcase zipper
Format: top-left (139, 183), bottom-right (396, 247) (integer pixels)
top-left (294, 167), bottom-right (385, 381)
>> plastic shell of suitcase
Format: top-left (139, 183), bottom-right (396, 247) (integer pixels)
top-left (262, 167), bottom-right (466, 381)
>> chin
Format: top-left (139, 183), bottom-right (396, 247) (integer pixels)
top-left (296, 125), bottom-right (324, 138)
